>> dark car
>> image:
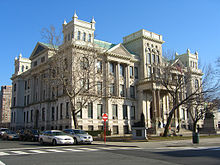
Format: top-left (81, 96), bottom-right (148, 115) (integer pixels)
top-left (2, 130), bottom-right (19, 140)
top-left (25, 129), bottom-right (40, 141)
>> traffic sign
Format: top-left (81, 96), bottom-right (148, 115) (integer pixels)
top-left (102, 113), bottom-right (108, 121)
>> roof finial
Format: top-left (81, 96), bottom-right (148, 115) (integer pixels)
top-left (187, 48), bottom-right (190, 54)
top-left (19, 53), bottom-right (22, 58)
top-left (63, 19), bottom-right (67, 25)
top-left (91, 16), bottom-right (96, 23)
top-left (73, 11), bottom-right (78, 19)
top-left (195, 51), bottom-right (198, 55)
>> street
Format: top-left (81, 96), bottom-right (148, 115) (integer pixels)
top-left (0, 138), bottom-right (220, 165)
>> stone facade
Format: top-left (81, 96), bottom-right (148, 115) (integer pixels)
top-left (10, 13), bottom-right (203, 135)
top-left (0, 85), bottom-right (12, 128)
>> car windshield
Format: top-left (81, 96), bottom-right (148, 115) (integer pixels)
top-left (1, 128), bottom-right (8, 131)
top-left (51, 132), bottom-right (67, 136)
top-left (74, 130), bottom-right (87, 134)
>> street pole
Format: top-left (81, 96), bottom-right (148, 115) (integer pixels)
top-left (104, 120), bottom-right (106, 144)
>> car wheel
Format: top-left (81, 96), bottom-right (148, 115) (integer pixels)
top-left (74, 138), bottom-right (78, 145)
top-left (40, 138), bottom-right (44, 145)
top-left (52, 139), bottom-right (57, 146)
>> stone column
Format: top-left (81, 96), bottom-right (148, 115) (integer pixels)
top-left (156, 90), bottom-right (161, 122)
top-left (152, 89), bottom-right (157, 130)
top-left (115, 63), bottom-right (120, 96)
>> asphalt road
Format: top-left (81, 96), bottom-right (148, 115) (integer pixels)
top-left (0, 139), bottom-right (220, 165)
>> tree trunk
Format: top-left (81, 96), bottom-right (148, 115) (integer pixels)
top-left (70, 101), bottom-right (78, 129)
top-left (193, 121), bottom-right (197, 133)
top-left (163, 110), bottom-right (175, 137)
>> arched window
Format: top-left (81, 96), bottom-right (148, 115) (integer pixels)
top-left (77, 31), bottom-right (81, 40)
top-left (88, 34), bottom-right (91, 42)
top-left (83, 32), bottom-right (86, 41)
top-left (195, 79), bottom-right (199, 89)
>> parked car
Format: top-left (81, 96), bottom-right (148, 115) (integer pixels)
top-left (39, 130), bottom-right (74, 145)
top-left (0, 128), bottom-right (9, 137)
top-left (25, 129), bottom-right (40, 141)
top-left (63, 129), bottom-right (93, 144)
top-left (2, 130), bottom-right (19, 140)
top-left (17, 130), bottom-right (26, 141)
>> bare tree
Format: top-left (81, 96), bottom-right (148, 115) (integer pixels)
top-left (41, 25), bottom-right (108, 129)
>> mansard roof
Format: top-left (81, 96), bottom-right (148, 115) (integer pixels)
top-left (94, 39), bottom-right (116, 50)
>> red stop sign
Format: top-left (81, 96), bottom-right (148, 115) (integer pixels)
top-left (102, 113), bottom-right (108, 121)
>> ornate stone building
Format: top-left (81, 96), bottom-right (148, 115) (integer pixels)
top-left (10, 13), bottom-right (203, 135)
top-left (0, 85), bottom-right (12, 128)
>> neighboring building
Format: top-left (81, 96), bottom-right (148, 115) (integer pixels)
top-left (10, 13), bottom-right (203, 135)
top-left (0, 85), bottom-right (12, 128)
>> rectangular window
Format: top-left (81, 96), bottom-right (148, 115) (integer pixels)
top-left (76, 102), bottom-right (82, 119)
top-left (41, 56), bottom-right (45, 63)
top-left (24, 112), bottom-right (26, 123)
top-left (60, 103), bottom-right (63, 119)
top-left (134, 67), bottom-right (138, 79)
top-left (157, 55), bottom-right (160, 64)
top-left (152, 54), bottom-right (155, 63)
top-left (31, 110), bottom-right (33, 122)
top-left (27, 95), bottom-right (29, 105)
top-left (13, 97), bottom-right (16, 106)
top-left (123, 105), bottom-right (128, 119)
top-left (109, 62), bottom-right (114, 74)
top-left (130, 86), bottom-right (135, 98)
top-left (120, 84), bottom-right (125, 97)
top-left (51, 107), bottom-right (55, 121)
top-left (97, 60), bottom-right (102, 73)
top-left (26, 111), bottom-right (29, 123)
top-left (88, 125), bottom-right (94, 131)
top-left (147, 66), bottom-right (151, 77)
top-left (182, 109), bottom-right (185, 120)
top-left (130, 66), bottom-right (134, 77)
top-left (66, 102), bottom-right (69, 118)
top-left (56, 106), bottom-right (58, 120)
top-left (124, 125), bottom-right (129, 134)
top-left (25, 81), bottom-right (27, 90)
top-left (83, 32), bottom-right (86, 41)
top-left (120, 64), bottom-right (125, 77)
top-left (34, 61), bottom-right (37, 67)
top-left (97, 82), bottom-right (102, 94)
top-left (113, 126), bottom-right (119, 134)
top-left (112, 104), bottom-right (118, 119)
top-left (77, 31), bottom-right (81, 40)
top-left (109, 83), bottom-right (115, 96)
top-left (147, 53), bottom-right (151, 64)
top-left (88, 34), bottom-right (91, 42)
top-left (97, 104), bottom-right (103, 119)
top-left (131, 106), bottom-right (135, 120)
top-left (88, 103), bottom-right (93, 119)
top-left (24, 96), bottom-right (26, 106)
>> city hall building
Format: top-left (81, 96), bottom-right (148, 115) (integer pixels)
top-left (10, 13), bottom-right (202, 135)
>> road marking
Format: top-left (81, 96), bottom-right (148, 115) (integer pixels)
top-left (29, 150), bottom-right (48, 154)
top-left (46, 149), bottom-right (66, 152)
top-left (0, 152), bottom-right (10, 156)
top-left (79, 148), bottom-right (99, 151)
top-left (11, 151), bottom-right (30, 155)
top-left (62, 149), bottom-right (84, 152)
top-left (0, 160), bottom-right (6, 165)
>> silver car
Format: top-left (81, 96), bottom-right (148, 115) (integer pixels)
top-left (63, 129), bottom-right (93, 144)
top-left (39, 130), bottom-right (74, 145)
top-left (0, 128), bottom-right (9, 137)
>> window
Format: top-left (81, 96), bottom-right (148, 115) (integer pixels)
top-left (157, 55), bottom-right (160, 64)
top-left (130, 86), bottom-right (135, 98)
top-left (13, 97), bottom-right (16, 106)
top-left (112, 104), bottom-right (118, 119)
top-left (25, 81), bottom-right (27, 90)
top-left (120, 84), bottom-right (125, 97)
top-left (22, 65), bottom-right (24, 72)
top-left (26, 111), bottom-right (29, 123)
top-left (27, 95), bottom-right (29, 105)
top-left (83, 32), bottom-right (86, 41)
top-left (98, 125), bottom-right (103, 130)
top-left (14, 84), bottom-right (16, 92)
top-left (56, 106), bottom-right (58, 120)
top-left (88, 125), bottom-right (94, 131)
top-left (88, 103), bottom-right (93, 119)
top-left (60, 103), bottom-right (63, 119)
top-left (31, 110), bottom-right (33, 122)
top-left (66, 102), bottom-right (69, 118)
top-left (134, 67), bottom-right (138, 79)
top-left (68, 33), bottom-right (70, 41)
top-left (131, 106), bottom-right (135, 120)
top-left (147, 53), bottom-right (151, 64)
top-left (81, 57), bottom-right (89, 69)
top-left (130, 66), bottom-right (134, 77)
top-left (88, 34), bottom-right (91, 42)
top-left (24, 112), bottom-right (25, 123)
top-left (182, 109), bottom-right (185, 120)
top-left (34, 61), bottom-right (37, 67)
top-left (109, 83), bottom-right (115, 95)
top-left (41, 56), bottom-right (45, 63)
top-left (71, 31), bottom-right (74, 38)
top-left (147, 66), bottom-right (151, 77)
top-left (76, 102), bottom-right (82, 119)
top-left (109, 62), bottom-right (114, 74)
top-left (77, 31), bottom-right (81, 40)
top-left (113, 126), bottom-right (118, 134)
top-left (124, 126), bottom-right (129, 134)
top-left (152, 54), bottom-right (155, 63)
top-left (97, 60), bottom-right (102, 73)
top-left (97, 82), bottom-right (102, 94)
top-left (195, 79), bottom-right (199, 89)
top-left (120, 64), bottom-right (125, 77)
top-left (97, 104), bottom-right (103, 119)
top-left (123, 105), bottom-right (128, 119)
top-left (155, 55), bottom-right (159, 64)
top-left (51, 107), bottom-right (55, 121)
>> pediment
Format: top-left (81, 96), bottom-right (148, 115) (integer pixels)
top-left (29, 42), bottom-right (49, 60)
top-left (107, 44), bottom-right (132, 58)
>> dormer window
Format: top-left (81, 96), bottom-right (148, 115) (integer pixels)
top-left (77, 31), bottom-right (81, 40)
top-left (83, 32), bottom-right (86, 41)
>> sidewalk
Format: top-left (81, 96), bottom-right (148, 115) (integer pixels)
top-left (93, 137), bottom-right (220, 149)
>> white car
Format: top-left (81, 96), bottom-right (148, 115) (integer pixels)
top-left (63, 129), bottom-right (93, 144)
top-left (0, 128), bottom-right (9, 137)
top-left (39, 130), bottom-right (74, 145)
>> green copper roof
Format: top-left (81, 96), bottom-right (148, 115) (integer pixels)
top-left (39, 42), bottom-right (59, 49)
top-left (94, 39), bottom-right (116, 50)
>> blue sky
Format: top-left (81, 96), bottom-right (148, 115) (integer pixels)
top-left (0, 0), bottom-right (220, 86)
